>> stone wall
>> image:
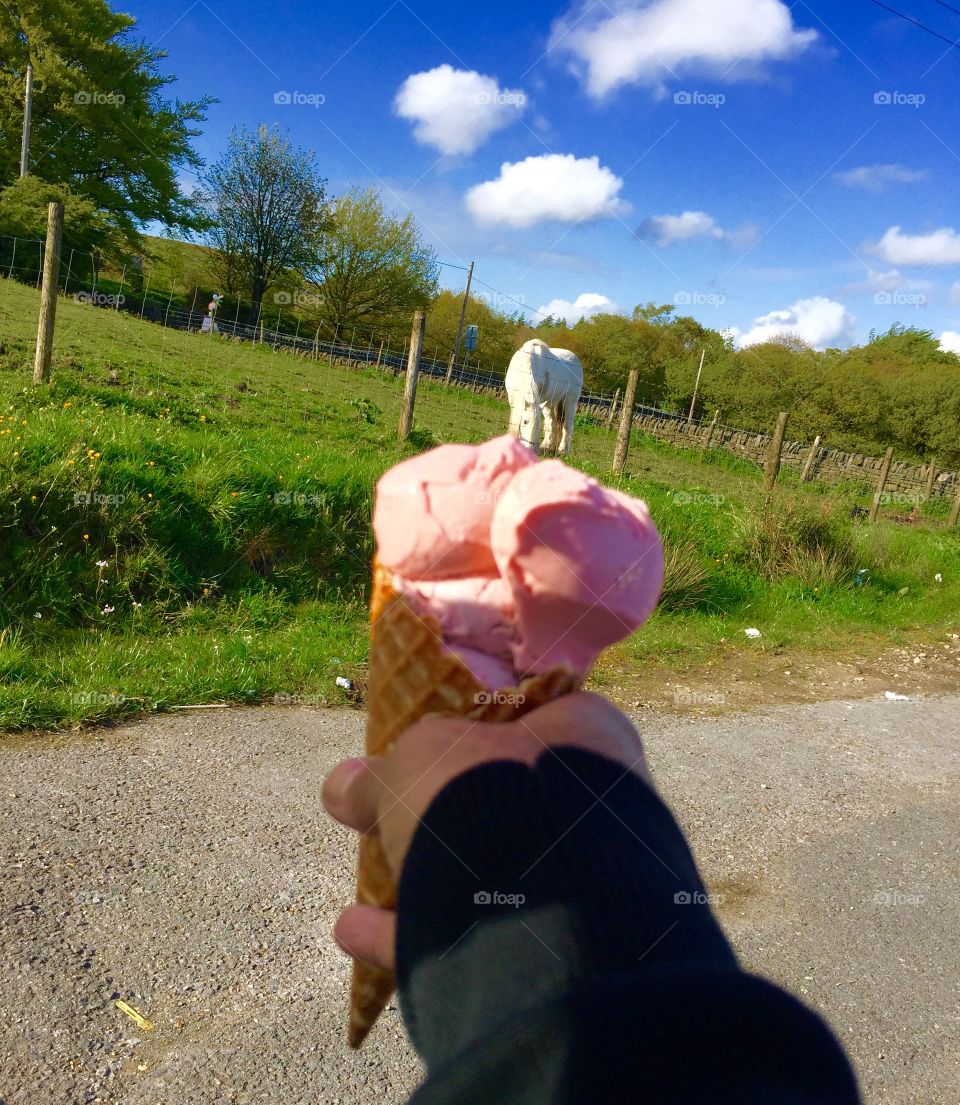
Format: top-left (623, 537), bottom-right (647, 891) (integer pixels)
top-left (618, 411), bottom-right (958, 500)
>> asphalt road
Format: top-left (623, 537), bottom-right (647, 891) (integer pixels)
top-left (1, 695), bottom-right (957, 1104)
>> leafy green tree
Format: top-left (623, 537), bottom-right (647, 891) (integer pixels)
top-left (0, 0), bottom-right (210, 239)
top-left (423, 290), bottom-right (521, 373)
top-left (308, 189), bottom-right (439, 337)
top-left (201, 125), bottom-right (330, 319)
top-left (0, 174), bottom-right (116, 283)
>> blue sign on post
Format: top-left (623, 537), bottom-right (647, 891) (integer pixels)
top-left (464, 324), bottom-right (478, 351)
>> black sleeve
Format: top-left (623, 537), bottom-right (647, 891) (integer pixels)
top-left (395, 747), bottom-right (861, 1105)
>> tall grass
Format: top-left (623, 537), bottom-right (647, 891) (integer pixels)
top-left (1, 276), bottom-right (958, 729)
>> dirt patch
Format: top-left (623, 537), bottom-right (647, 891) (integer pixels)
top-left (594, 630), bottom-right (960, 717)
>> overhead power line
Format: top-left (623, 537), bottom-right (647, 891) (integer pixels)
top-left (865, 0), bottom-right (960, 47)
top-left (927, 0), bottom-right (960, 20)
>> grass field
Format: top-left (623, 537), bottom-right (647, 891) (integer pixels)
top-left (1, 275), bottom-right (958, 730)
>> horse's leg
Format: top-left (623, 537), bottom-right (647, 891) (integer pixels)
top-left (560, 394), bottom-right (577, 456)
top-left (540, 403), bottom-right (556, 455)
top-left (547, 403), bottom-right (563, 455)
top-left (529, 401), bottom-right (543, 456)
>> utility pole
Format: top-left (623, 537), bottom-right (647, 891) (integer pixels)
top-left (687, 348), bottom-right (705, 422)
top-left (446, 260), bottom-right (474, 383)
top-left (20, 63), bottom-right (34, 177)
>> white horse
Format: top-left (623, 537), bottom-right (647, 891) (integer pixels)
top-left (505, 339), bottom-right (583, 456)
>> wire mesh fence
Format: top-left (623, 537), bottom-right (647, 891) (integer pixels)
top-left (0, 232), bottom-right (956, 512)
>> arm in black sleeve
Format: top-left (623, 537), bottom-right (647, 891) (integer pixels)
top-left (395, 747), bottom-right (861, 1105)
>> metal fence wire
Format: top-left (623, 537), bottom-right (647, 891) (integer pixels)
top-left (0, 233), bottom-right (956, 504)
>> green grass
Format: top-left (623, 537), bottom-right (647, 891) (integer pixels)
top-left (1, 275), bottom-right (958, 730)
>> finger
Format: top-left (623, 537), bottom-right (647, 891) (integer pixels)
top-left (322, 757), bottom-right (380, 834)
top-left (334, 905), bottom-right (397, 972)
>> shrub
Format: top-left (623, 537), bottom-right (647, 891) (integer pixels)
top-left (747, 501), bottom-right (859, 589)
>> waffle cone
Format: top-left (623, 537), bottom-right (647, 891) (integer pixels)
top-left (347, 560), bottom-right (582, 1048)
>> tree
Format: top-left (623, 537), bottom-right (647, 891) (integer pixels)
top-left (201, 125), bottom-right (329, 318)
top-left (0, 174), bottom-right (116, 283)
top-left (423, 290), bottom-right (521, 371)
top-left (0, 0), bottom-right (210, 240)
top-left (308, 189), bottom-right (439, 337)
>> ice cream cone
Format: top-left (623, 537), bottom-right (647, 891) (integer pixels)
top-left (347, 560), bottom-right (581, 1048)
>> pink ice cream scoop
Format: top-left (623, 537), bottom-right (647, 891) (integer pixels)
top-left (373, 435), bottom-right (535, 580)
top-left (490, 462), bottom-right (664, 677)
top-left (373, 437), bottom-right (662, 689)
top-left (402, 575), bottom-right (515, 661)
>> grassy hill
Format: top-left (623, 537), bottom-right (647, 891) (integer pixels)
top-left (0, 276), bottom-right (958, 730)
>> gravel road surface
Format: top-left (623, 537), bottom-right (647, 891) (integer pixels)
top-left (1, 695), bottom-right (957, 1104)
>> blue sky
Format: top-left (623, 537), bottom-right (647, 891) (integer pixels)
top-left (128, 0), bottom-right (960, 349)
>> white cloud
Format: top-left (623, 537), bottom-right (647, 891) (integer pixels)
top-left (733, 296), bottom-right (855, 349)
top-left (638, 210), bottom-right (724, 245)
top-left (636, 209), bottom-right (757, 248)
top-left (549, 0), bottom-right (816, 99)
top-left (394, 65), bottom-right (526, 155)
top-left (940, 331), bottom-right (960, 354)
top-left (835, 164), bottom-right (927, 191)
top-left (465, 154), bottom-right (629, 228)
top-left (537, 292), bottom-right (619, 324)
top-left (949, 282), bottom-right (960, 306)
top-left (872, 226), bottom-right (960, 267)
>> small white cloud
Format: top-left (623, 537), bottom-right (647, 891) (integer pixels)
top-left (872, 225), bottom-right (960, 267)
top-left (940, 330), bottom-right (960, 354)
top-left (638, 210), bottom-right (724, 246)
top-left (465, 153), bottom-right (629, 228)
top-left (394, 64), bottom-right (526, 155)
top-left (734, 296), bottom-right (855, 349)
top-left (637, 210), bottom-right (759, 248)
top-left (536, 292), bottom-right (619, 324)
top-left (549, 0), bottom-right (817, 99)
top-left (835, 164), bottom-right (928, 191)
top-left (948, 282), bottom-right (960, 306)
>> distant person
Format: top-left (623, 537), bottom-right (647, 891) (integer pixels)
top-left (323, 693), bottom-right (861, 1103)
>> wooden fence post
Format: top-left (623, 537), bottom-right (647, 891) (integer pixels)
top-left (800, 434), bottom-right (822, 483)
top-left (612, 370), bottom-right (640, 476)
top-left (32, 202), bottom-right (64, 384)
top-left (703, 409), bottom-right (720, 450)
top-left (764, 412), bottom-right (789, 491)
top-left (869, 447), bottom-right (895, 523)
top-left (398, 310), bottom-right (425, 441)
top-left (949, 482), bottom-right (960, 528)
top-left (923, 461), bottom-right (937, 503)
top-left (376, 340), bottom-right (385, 369)
top-left (605, 388), bottom-right (621, 431)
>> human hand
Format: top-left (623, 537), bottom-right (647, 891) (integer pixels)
top-left (322, 692), bottom-right (650, 973)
